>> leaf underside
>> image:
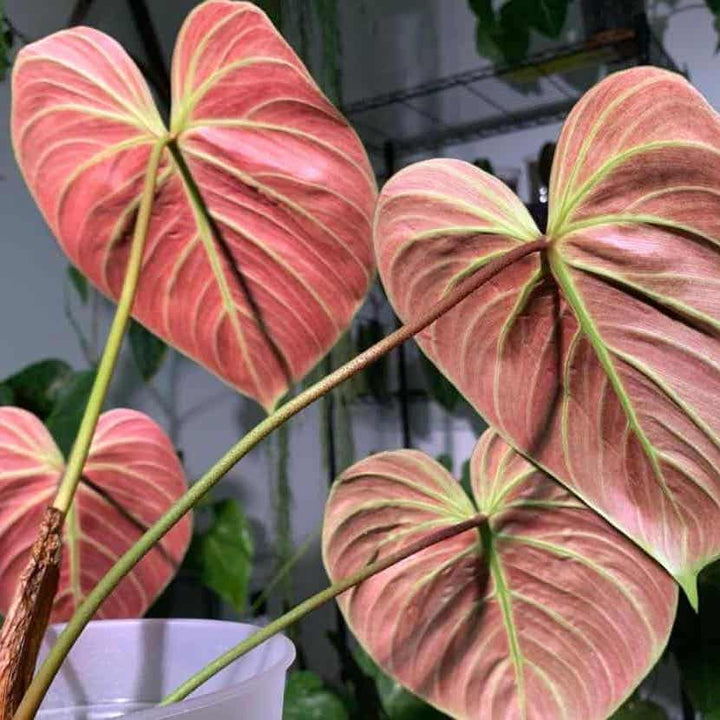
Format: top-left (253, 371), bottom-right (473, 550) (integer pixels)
top-left (0, 408), bottom-right (191, 621)
top-left (11, 0), bottom-right (376, 412)
top-left (322, 429), bottom-right (677, 720)
top-left (374, 67), bottom-right (720, 603)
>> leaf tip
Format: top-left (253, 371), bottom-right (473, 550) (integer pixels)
top-left (677, 572), bottom-right (699, 611)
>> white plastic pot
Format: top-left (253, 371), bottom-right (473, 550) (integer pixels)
top-left (36, 619), bottom-right (295, 719)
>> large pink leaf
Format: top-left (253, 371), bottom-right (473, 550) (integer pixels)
top-left (12, 0), bottom-right (376, 411)
top-left (374, 67), bottom-right (720, 603)
top-left (0, 408), bottom-right (190, 620)
top-left (323, 430), bottom-right (677, 720)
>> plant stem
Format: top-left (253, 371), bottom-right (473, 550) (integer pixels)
top-left (14, 236), bottom-right (545, 720)
top-left (272, 422), bottom-right (294, 611)
top-left (161, 513), bottom-right (487, 705)
top-left (251, 527), bottom-right (320, 615)
top-left (52, 141), bottom-right (166, 513)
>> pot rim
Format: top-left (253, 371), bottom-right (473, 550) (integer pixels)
top-left (40, 618), bottom-right (296, 716)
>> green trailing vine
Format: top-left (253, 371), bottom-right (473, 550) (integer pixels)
top-left (272, 420), bottom-right (293, 612)
top-left (332, 332), bottom-right (357, 473)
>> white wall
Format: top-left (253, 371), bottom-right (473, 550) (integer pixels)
top-left (1, 0), bottom-right (718, 690)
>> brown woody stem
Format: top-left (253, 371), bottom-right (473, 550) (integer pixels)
top-left (0, 508), bottom-right (63, 720)
top-left (15, 237), bottom-right (547, 719)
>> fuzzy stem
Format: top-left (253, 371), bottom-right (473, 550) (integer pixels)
top-left (52, 140), bottom-right (166, 513)
top-left (14, 237), bottom-right (545, 720)
top-left (161, 513), bottom-right (487, 705)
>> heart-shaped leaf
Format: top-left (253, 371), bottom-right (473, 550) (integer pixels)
top-left (129, 319), bottom-right (167, 382)
top-left (283, 671), bottom-right (350, 720)
top-left (12, 0), bottom-right (376, 411)
top-left (1, 359), bottom-right (73, 420)
top-left (0, 408), bottom-right (191, 620)
top-left (323, 429), bottom-right (677, 720)
top-left (44, 368), bottom-right (96, 456)
top-left (187, 497), bottom-right (253, 614)
top-left (374, 66), bottom-right (720, 603)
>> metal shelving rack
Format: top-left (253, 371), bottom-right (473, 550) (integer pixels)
top-left (339, 11), bottom-right (681, 450)
top-left (342, 13), bottom-right (681, 178)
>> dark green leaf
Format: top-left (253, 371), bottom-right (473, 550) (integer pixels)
top-left (0, 384), bottom-right (13, 406)
top-left (67, 265), bottom-right (89, 304)
top-left (706, 0), bottom-right (720, 15)
top-left (472, 0), bottom-right (530, 65)
top-left (45, 369), bottom-right (96, 456)
top-left (460, 458), bottom-right (472, 497)
top-left (469, 0), bottom-right (504, 63)
top-left (354, 646), bottom-right (448, 719)
top-left (467, 0), bottom-right (494, 24)
top-left (524, 0), bottom-right (569, 38)
top-left (0, 1), bottom-right (11, 82)
top-left (496, 1), bottom-right (531, 63)
top-left (673, 580), bottom-right (720, 719)
top-left (129, 319), bottom-right (167, 381)
top-left (469, 0), bottom-right (569, 64)
top-left (252, 0), bottom-right (281, 25)
top-left (189, 499), bottom-right (254, 614)
top-left (283, 671), bottom-right (349, 720)
top-left (474, 15), bottom-right (503, 63)
top-left (420, 353), bottom-right (461, 412)
top-left (538, 142), bottom-right (556, 187)
top-left (473, 157), bottom-right (495, 175)
top-left (611, 698), bottom-right (668, 719)
top-left (312, 0), bottom-right (340, 100)
top-left (325, 629), bottom-right (384, 718)
top-left (3, 359), bottom-right (73, 419)
top-left (435, 453), bottom-right (453, 472)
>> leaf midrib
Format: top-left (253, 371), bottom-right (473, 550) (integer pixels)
top-left (167, 143), bottom-right (264, 404)
top-left (482, 522), bottom-right (526, 719)
top-left (547, 247), bottom-right (684, 524)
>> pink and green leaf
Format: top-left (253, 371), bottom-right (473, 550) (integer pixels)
top-left (0, 408), bottom-right (191, 620)
top-left (374, 67), bottom-right (720, 604)
top-left (323, 429), bottom-right (677, 720)
top-left (12, 0), bottom-right (376, 412)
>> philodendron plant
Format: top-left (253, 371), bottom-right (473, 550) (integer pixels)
top-left (0, 2), bottom-right (718, 719)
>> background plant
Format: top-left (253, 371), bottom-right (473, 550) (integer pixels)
top-left (467, 0), bottom-right (720, 65)
top-left (4, 1), bottom-right (720, 720)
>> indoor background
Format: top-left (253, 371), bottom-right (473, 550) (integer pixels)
top-left (1, 2), bottom-right (716, 718)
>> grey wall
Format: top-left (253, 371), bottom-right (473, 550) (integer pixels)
top-left (1, 0), bottom-right (718, 695)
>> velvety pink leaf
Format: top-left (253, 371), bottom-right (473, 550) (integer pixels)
top-left (323, 430), bottom-right (677, 720)
top-left (374, 67), bottom-right (720, 604)
top-left (12, 0), bottom-right (376, 411)
top-left (0, 408), bottom-right (190, 620)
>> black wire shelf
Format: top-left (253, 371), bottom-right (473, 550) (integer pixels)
top-left (343, 14), bottom-right (681, 160)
